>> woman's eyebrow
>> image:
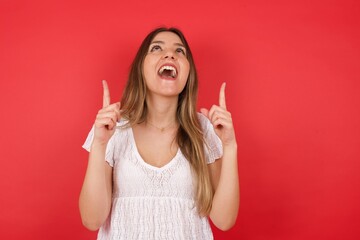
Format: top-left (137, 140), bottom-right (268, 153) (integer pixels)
top-left (174, 43), bottom-right (185, 48)
top-left (151, 40), bottom-right (164, 45)
top-left (150, 41), bottom-right (185, 48)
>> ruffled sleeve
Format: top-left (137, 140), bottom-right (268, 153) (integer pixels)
top-left (82, 125), bottom-right (116, 167)
top-left (198, 113), bottom-right (223, 164)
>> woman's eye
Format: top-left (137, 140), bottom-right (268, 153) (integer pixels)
top-left (176, 48), bottom-right (186, 55)
top-left (150, 45), bottom-right (162, 52)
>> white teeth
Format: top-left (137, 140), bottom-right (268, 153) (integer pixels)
top-left (159, 65), bottom-right (177, 77)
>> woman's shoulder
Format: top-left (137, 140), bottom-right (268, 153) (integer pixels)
top-left (197, 112), bottom-right (211, 131)
top-left (112, 118), bottom-right (132, 138)
top-left (115, 118), bottom-right (130, 128)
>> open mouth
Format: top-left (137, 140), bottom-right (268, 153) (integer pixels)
top-left (158, 65), bottom-right (177, 79)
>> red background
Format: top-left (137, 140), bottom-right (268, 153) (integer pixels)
top-left (1, 0), bottom-right (359, 239)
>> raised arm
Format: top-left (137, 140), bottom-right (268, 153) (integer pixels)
top-left (79, 80), bottom-right (121, 230)
top-left (200, 82), bottom-right (239, 231)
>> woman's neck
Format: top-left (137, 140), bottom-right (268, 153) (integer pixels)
top-left (145, 94), bottom-right (178, 127)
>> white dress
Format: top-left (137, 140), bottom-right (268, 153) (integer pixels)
top-left (83, 113), bottom-right (223, 240)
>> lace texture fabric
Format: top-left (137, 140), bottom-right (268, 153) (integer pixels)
top-left (83, 114), bottom-right (223, 240)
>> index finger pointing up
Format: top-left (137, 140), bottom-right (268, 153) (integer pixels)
top-left (102, 80), bottom-right (111, 108)
top-left (219, 82), bottom-right (227, 110)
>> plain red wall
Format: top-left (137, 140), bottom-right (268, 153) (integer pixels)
top-left (1, 0), bottom-right (359, 239)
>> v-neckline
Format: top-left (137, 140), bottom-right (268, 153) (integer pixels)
top-left (129, 127), bottom-right (180, 171)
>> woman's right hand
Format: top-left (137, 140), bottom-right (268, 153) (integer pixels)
top-left (93, 80), bottom-right (121, 146)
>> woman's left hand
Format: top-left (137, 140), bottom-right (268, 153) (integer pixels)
top-left (200, 82), bottom-right (237, 147)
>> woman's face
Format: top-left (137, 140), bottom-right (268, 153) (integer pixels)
top-left (143, 31), bottom-right (190, 98)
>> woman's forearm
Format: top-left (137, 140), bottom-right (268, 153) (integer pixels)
top-left (79, 143), bottom-right (113, 231)
top-left (210, 143), bottom-right (239, 231)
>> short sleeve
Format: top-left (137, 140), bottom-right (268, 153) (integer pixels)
top-left (198, 113), bottom-right (223, 164)
top-left (82, 125), bottom-right (116, 167)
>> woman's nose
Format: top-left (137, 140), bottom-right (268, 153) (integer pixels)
top-left (163, 50), bottom-right (176, 59)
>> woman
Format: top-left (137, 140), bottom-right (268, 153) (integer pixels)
top-left (79, 27), bottom-right (239, 239)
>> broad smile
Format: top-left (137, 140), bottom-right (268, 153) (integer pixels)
top-left (158, 64), bottom-right (178, 79)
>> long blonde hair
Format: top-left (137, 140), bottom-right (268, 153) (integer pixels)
top-left (120, 27), bottom-right (213, 216)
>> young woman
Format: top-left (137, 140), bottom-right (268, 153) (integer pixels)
top-left (79, 27), bottom-right (239, 239)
